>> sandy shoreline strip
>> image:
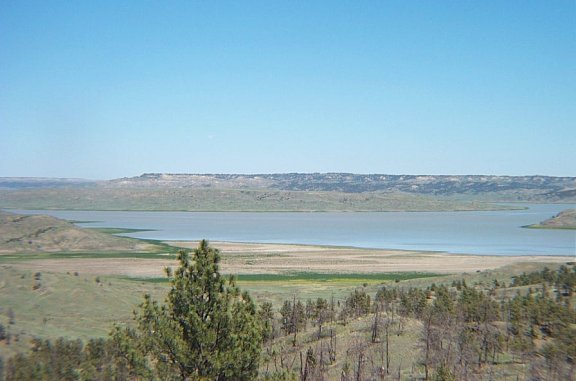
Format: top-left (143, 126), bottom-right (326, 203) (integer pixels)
top-left (181, 241), bottom-right (572, 275)
top-left (8, 240), bottom-right (573, 277)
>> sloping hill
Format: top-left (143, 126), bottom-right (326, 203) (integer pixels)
top-left (528, 209), bottom-right (576, 229)
top-left (0, 211), bottom-right (156, 253)
top-left (0, 188), bottom-right (513, 212)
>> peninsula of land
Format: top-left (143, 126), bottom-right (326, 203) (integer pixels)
top-left (526, 208), bottom-right (576, 229)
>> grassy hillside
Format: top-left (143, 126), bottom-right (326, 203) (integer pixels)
top-left (526, 208), bottom-right (576, 230)
top-left (0, 266), bottom-right (439, 359)
top-left (2, 261), bottom-right (573, 379)
top-left (0, 187), bottom-right (516, 212)
top-left (0, 211), bottom-right (163, 253)
top-left (0, 265), bottom-right (168, 358)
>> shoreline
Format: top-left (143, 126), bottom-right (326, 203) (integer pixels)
top-left (164, 240), bottom-right (573, 276)
top-left (4, 240), bottom-right (572, 278)
top-left (169, 239), bottom-right (576, 257)
top-left (2, 201), bottom-right (526, 213)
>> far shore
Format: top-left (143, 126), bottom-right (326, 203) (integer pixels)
top-left (9, 240), bottom-right (573, 278)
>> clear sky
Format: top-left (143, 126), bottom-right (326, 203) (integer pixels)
top-left (1, 1), bottom-right (574, 179)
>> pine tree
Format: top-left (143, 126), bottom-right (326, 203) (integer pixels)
top-left (117, 240), bottom-right (262, 380)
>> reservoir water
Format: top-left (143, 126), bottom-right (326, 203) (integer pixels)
top-left (11, 204), bottom-right (576, 257)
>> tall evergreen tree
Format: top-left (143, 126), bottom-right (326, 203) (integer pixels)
top-left (118, 240), bottom-right (262, 380)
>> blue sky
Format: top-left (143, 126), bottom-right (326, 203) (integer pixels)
top-left (1, 1), bottom-right (574, 179)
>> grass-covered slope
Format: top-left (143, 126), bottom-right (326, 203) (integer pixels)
top-left (2, 261), bottom-right (573, 379)
top-left (0, 265), bottom-right (169, 358)
top-left (0, 187), bottom-right (513, 212)
top-left (526, 208), bottom-right (576, 229)
top-left (0, 211), bottom-right (159, 253)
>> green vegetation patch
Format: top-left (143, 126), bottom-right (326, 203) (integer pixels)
top-left (236, 271), bottom-right (443, 282)
top-left (124, 271), bottom-right (442, 284)
top-left (122, 276), bottom-right (171, 284)
top-left (87, 227), bottom-right (158, 234)
top-left (523, 224), bottom-right (576, 230)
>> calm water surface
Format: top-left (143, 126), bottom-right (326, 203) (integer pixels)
top-left (11, 204), bottom-right (576, 256)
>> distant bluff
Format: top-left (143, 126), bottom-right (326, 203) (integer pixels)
top-left (1, 173), bottom-right (575, 202)
top-left (106, 173), bottom-right (576, 201)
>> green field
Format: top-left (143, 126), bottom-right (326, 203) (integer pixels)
top-left (122, 271), bottom-right (446, 305)
top-left (126, 271), bottom-right (442, 284)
